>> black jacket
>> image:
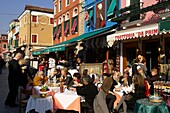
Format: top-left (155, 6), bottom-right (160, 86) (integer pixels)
top-left (76, 83), bottom-right (98, 108)
top-left (8, 59), bottom-right (22, 86)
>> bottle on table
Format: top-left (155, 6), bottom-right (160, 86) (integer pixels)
top-left (59, 78), bottom-right (63, 93)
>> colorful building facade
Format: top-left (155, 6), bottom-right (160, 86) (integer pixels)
top-left (53, 0), bottom-right (85, 44)
top-left (107, 0), bottom-right (170, 75)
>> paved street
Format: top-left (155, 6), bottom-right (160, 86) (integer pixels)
top-left (0, 67), bottom-right (19, 113)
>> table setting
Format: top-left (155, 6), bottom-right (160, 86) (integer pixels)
top-left (26, 84), bottom-right (81, 113)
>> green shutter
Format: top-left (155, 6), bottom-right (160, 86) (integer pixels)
top-left (107, 0), bottom-right (117, 17)
top-left (15, 40), bottom-right (18, 48)
top-left (159, 18), bottom-right (170, 32)
top-left (89, 9), bottom-right (93, 19)
top-left (3, 44), bottom-right (6, 48)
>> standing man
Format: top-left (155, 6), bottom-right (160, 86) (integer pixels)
top-left (5, 52), bottom-right (22, 107)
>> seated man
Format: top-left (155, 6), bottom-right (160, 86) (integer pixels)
top-left (76, 75), bottom-right (98, 112)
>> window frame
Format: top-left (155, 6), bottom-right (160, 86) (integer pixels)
top-left (31, 34), bottom-right (38, 44)
top-left (50, 18), bottom-right (54, 24)
top-left (59, 0), bottom-right (62, 12)
top-left (66, 0), bottom-right (70, 6)
top-left (3, 44), bottom-right (7, 49)
top-left (32, 15), bottom-right (37, 22)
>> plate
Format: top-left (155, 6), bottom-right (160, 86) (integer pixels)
top-left (72, 85), bottom-right (78, 88)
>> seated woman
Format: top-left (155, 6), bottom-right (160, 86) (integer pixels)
top-left (60, 68), bottom-right (73, 87)
top-left (33, 71), bottom-right (48, 86)
top-left (125, 74), bottom-right (146, 106)
top-left (72, 72), bottom-right (81, 84)
top-left (93, 68), bottom-right (120, 113)
top-left (119, 71), bottom-right (132, 87)
top-left (48, 68), bottom-right (61, 84)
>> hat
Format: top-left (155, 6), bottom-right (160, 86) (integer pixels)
top-left (137, 66), bottom-right (141, 70)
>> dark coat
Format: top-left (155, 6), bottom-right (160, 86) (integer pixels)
top-left (8, 59), bottom-right (22, 85)
top-left (5, 59), bottom-right (22, 106)
top-left (63, 73), bottom-right (73, 87)
top-left (145, 74), bottom-right (160, 95)
top-left (77, 82), bottom-right (98, 108)
top-left (126, 84), bottom-right (146, 105)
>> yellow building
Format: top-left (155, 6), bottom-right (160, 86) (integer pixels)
top-left (18, 5), bottom-right (54, 56)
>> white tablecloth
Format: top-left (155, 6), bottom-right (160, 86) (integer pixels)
top-left (54, 90), bottom-right (81, 112)
top-left (25, 95), bottom-right (53, 113)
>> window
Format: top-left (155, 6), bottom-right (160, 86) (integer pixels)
top-left (64, 20), bottom-right (70, 36)
top-left (85, 8), bottom-right (95, 29)
top-left (58, 17), bottom-right (62, 24)
top-left (32, 15), bottom-right (37, 22)
top-left (66, 0), bottom-right (70, 6)
top-left (66, 12), bottom-right (70, 21)
top-left (73, 8), bottom-right (78, 17)
top-left (3, 44), bottom-right (6, 48)
top-left (32, 35), bottom-right (37, 43)
top-left (2, 36), bottom-right (6, 39)
top-left (50, 18), bottom-right (54, 24)
top-left (71, 16), bottom-right (78, 34)
top-left (59, 0), bottom-right (62, 11)
top-left (57, 25), bottom-right (62, 38)
top-left (63, 15), bottom-right (65, 22)
top-left (129, 0), bottom-right (140, 21)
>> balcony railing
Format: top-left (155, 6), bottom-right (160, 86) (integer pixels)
top-left (111, 0), bottom-right (170, 22)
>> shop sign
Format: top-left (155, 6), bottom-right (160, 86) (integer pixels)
top-left (115, 28), bottom-right (158, 40)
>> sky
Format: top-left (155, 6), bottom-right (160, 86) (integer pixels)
top-left (0, 0), bottom-right (54, 35)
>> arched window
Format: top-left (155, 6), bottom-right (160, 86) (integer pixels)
top-left (73, 7), bottom-right (78, 17)
top-left (58, 17), bottom-right (62, 24)
top-left (66, 12), bottom-right (70, 21)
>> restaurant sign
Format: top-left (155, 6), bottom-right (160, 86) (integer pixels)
top-left (115, 28), bottom-right (158, 40)
top-left (107, 24), bottom-right (159, 41)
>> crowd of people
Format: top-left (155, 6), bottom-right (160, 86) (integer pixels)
top-left (3, 52), bottom-right (162, 113)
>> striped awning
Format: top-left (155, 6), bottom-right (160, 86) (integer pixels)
top-left (107, 23), bottom-right (160, 41)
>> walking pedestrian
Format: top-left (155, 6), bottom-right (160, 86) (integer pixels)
top-left (5, 52), bottom-right (22, 107)
top-left (0, 55), bottom-right (5, 74)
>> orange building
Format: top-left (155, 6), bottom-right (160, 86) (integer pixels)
top-left (53, 0), bottom-right (85, 44)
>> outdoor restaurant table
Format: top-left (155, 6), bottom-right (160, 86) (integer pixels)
top-left (134, 98), bottom-right (169, 113)
top-left (25, 95), bottom-right (53, 113)
top-left (54, 90), bottom-right (81, 113)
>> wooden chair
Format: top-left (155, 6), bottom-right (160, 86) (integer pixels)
top-left (19, 87), bottom-right (32, 113)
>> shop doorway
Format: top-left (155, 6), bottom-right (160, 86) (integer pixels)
top-left (123, 41), bottom-right (138, 70)
top-left (144, 41), bottom-right (159, 72)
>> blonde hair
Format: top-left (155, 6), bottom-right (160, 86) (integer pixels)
top-left (61, 67), bottom-right (68, 73)
top-left (19, 59), bottom-right (26, 65)
top-left (35, 71), bottom-right (44, 77)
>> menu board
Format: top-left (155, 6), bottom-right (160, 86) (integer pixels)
top-left (80, 63), bottom-right (103, 75)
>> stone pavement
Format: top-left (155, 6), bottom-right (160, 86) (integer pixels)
top-left (0, 67), bottom-right (19, 113)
